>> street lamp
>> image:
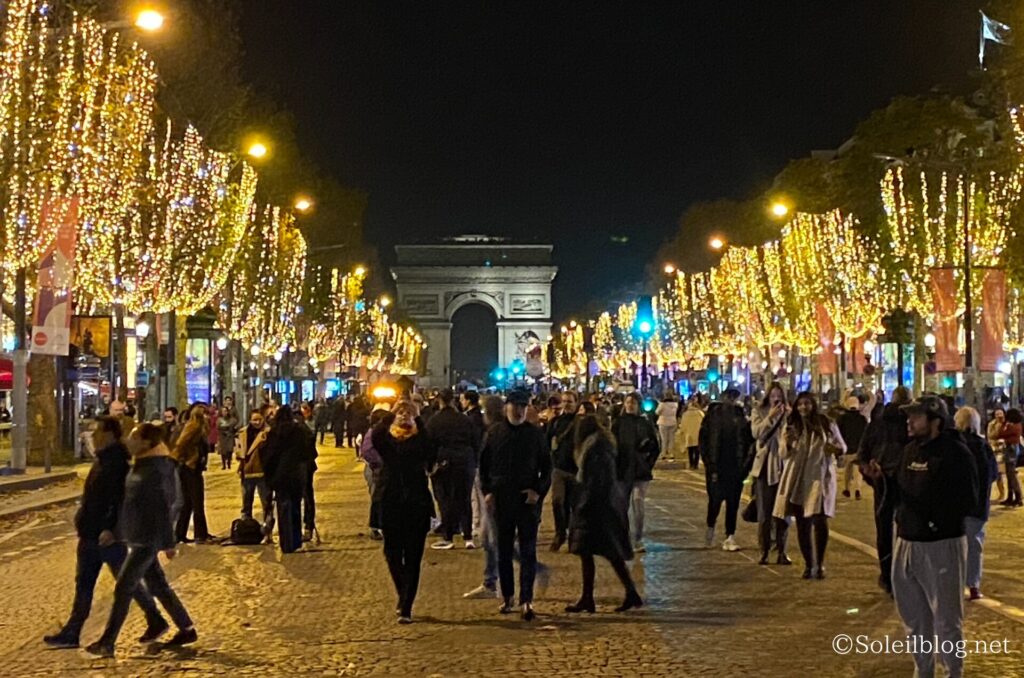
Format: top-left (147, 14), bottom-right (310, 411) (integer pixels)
top-left (135, 320), bottom-right (151, 340)
top-left (663, 263), bottom-right (676, 275)
top-left (379, 295), bottom-right (391, 308)
top-left (294, 196), bottom-right (313, 213)
top-left (770, 201), bottom-right (790, 218)
top-left (924, 332), bottom-right (937, 350)
top-left (709, 236), bottom-right (725, 251)
top-left (354, 265), bottom-right (367, 277)
top-left (134, 9), bottom-right (166, 32)
top-left (246, 141), bottom-right (268, 159)
top-left (216, 336), bottom-right (229, 351)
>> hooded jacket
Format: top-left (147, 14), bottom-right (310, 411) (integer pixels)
top-left (698, 402), bottom-right (753, 481)
top-left (894, 428), bottom-right (978, 542)
top-left (611, 413), bottom-right (660, 484)
top-left (119, 451), bottom-right (181, 551)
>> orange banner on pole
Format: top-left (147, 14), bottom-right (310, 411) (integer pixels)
top-left (816, 303), bottom-right (836, 375)
top-left (930, 269), bottom-right (960, 372)
top-left (979, 269), bottom-right (1006, 372)
top-left (31, 197), bottom-right (79, 356)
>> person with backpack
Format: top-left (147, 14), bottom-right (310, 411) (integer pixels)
top-left (234, 410), bottom-right (274, 544)
top-left (262, 407), bottom-right (315, 553)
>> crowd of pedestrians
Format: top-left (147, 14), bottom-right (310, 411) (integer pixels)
top-left (40, 380), bottom-right (1018, 677)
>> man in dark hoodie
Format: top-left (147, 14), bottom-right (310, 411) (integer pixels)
top-left (858, 386), bottom-right (911, 595)
top-left (864, 395), bottom-right (977, 678)
top-left (427, 389), bottom-right (481, 549)
top-left (43, 417), bottom-right (167, 649)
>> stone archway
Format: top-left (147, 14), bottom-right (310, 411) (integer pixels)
top-left (391, 236), bottom-right (558, 388)
top-left (449, 302), bottom-right (498, 384)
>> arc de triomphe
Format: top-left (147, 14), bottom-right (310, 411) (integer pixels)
top-left (391, 236), bottom-right (558, 388)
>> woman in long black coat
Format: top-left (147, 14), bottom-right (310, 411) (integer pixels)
top-left (566, 414), bottom-right (643, 613)
top-left (262, 407), bottom-right (315, 553)
top-left (372, 400), bottom-right (437, 624)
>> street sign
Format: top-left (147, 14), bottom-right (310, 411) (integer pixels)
top-left (136, 371), bottom-right (150, 387)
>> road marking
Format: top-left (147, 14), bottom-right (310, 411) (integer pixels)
top-left (661, 470), bottom-right (1024, 626)
top-left (0, 518), bottom-right (40, 546)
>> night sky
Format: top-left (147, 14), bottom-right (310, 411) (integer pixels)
top-left (239, 1), bottom-right (978, 317)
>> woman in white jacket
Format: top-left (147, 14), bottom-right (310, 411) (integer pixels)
top-left (773, 392), bottom-right (846, 580)
top-left (655, 395), bottom-right (680, 462)
top-left (678, 397), bottom-right (705, 469)
top-left (750, 383), bottom-right (790, 565)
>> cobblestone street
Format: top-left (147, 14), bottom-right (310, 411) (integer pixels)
top-left (1, 441), bottom-right (1022, 676)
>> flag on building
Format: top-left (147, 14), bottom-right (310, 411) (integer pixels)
top-left (980, 11), bottom-right (1012, 67)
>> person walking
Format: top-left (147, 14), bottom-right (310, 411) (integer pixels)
top-left (986, 408), bottom-right (1007, 502)
top-left (332, 396), bottom-right (348, 448)
top-left (655, 394), bottom-right (679, 462)
top-left (372, 401), bottom-right (437, 624)
top-left (679, 396), bottom-right (704, 470)
top-left (43, 417), bottom-right (167, 649)
top-left (427, 389), bottom-right (481, 550)
top-left (461, 390), bottom-right (486, 537)
top-left (297, 403), bottom-right (320, 542)
top-left (858, 386), bottom-right (911, 595)
top-left (236, 410), bottom-right (275, 542)
top-left (313, 398), bottom-right (330, 445)
top-left (565, 414), bottom-right (642, 614)
top-left (85, 423), bottom-right (197, 657)
top-left (262, 407), bottom-right (314, 553)
top-left (864, 396), bottom-right (977, 678)
top-left (217, 402), bottom-right (239, 470)
top-left (347, 395), bottom-right (370, 448)
top-left (479, 390), bottom-right (551, 621)
top-left (773, 392), bottom-right (846, 579)
top-left (995, 408), bottom-right (1023, 507)
top-left (954, 406), bottom-right (998, 601)
top-left (612, 392), bottom-right (661, 552)
top-left (546, 391), bottom-right (579, 551)
top-left (749, 383), bottom-right (790, 565)
top-left (836, 396), bottom-right (868, 500)
top-left (699, 388), bottom-right (753, 552)
top-left (464, 395), bottom-right (507, 599)
top-left (171, 407), bottom-right (212, 544)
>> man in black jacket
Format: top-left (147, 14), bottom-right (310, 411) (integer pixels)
top-left (546, 391), bottom-right (578, 551)
top-left (699, 388), bottom-right (753, 552)
top-left (612, 392), bottom-right (661, 552)
top-left (480, 390), bottom-right (551, 621)
top-left (865, 395), bottom-right (977, 678)
top-left (427, 389), bottom-right (482, 549)
top-left (837, 397), bottom-right (868, 500)
top-left (44, 417), bottom-right (167, 649)
top-left (857, 386), bottom-right (910, 594)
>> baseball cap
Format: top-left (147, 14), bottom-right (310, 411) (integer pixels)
top-left (900, 395), bottom-right (948, 421)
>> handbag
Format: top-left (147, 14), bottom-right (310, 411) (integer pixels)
top-left (741, 498), bottom-right (759, 523)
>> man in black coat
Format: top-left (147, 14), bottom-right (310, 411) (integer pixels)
top-left (837, 396), bottom-right (868, 500)
top-left (480, 389), bottom-right (551, 621)
top-left (546, 391), bottom-right (579, 551)
top-left (858, 386), bottom-right (911, 595)
top-left (44, 417), bottom-right (167, 649)
top-left (330, 397), bottom-right (347, 448)
top-left (699, 388), bottom-right (753, 552)
top-left (427, 389), bottom-right (481, 549)
top-left (612, 392), bottom-right (661, 552)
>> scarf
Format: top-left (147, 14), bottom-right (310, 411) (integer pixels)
top-left (389, 419), bottom-right (418, 442)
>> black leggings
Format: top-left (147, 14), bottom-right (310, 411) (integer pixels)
top-left (383, 520), bottom-right (428, 617)
top-left (578, 553), bottom-right (637, 603)
top-left (795, 514), bottom-right (829, 570)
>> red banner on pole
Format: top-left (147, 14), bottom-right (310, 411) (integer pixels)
top-left (979, 269), bottom-right (1006, 372)
top-left (816, 303), bottom-right (836, 375)
top-left (31, 197), bottom-right (79, 356)
top-left (930, 269), bottom-right (960, 372)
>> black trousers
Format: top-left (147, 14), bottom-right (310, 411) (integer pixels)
top-left (333, 422), bottom-right (345, 447)
top-left (495, 500), bottom-right (540, 604)
top-left (755, 475), bottom-right (788, 556)
top-left (687, 446), bottom-right (700, 469)
top-left (277, 491), bottom-right (303, 553)
top-left (550, 469), bottom-right (575, 542)
top-left (706, 476), bottom-right (742, 536)
top-left (441, 462), bottom-right (475, 541)
top-left (303, 467), bottom-right (316, 532)
top-left (61, 539), bottom-right (164, 638)
top-left (383, 517), bottom-right (428, 616)
top-left (175, 466), bottom-right (209, 542)
top-left (98, 546), bottom-right (193, 647)
top-left (873, 477), bottom-right (897, 589)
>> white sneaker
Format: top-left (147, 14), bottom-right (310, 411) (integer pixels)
top-left (463, 584), bottom-right (500, 599)
top-left (722, 535), bottom-right (740, 552)
top-left (704, 527), bottom-right (715, 548)
top-left (464, 540), bottom-right (476, 550)
top-left (431, 540), bottom-right (455, 550)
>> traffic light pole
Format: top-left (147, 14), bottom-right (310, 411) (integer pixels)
top-left (641, 336), bottom-right (649, 394)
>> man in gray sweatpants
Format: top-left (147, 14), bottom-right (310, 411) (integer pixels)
top-left (867, 396), bottom-right (977, 678)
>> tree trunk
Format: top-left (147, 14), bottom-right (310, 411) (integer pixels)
top-left (176, 319), bottom-right (188, 410)
top-left (114, 303), bottom-right (128, 402)
top-left (27, 354), bottom-right (68, 465)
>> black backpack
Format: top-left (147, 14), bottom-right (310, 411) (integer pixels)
top-left (229, 517), bottom-right (263, 545)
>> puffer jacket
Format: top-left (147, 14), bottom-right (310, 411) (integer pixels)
top-left (119, 450), bottom-right (181, 551)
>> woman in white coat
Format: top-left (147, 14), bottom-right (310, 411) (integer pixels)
top-left (678, 396), bottom-right (705, 470)
top-left (773, 392), bottom-right (846, 580)
top-left (750, 383), bottom-right (790, 565)
top-left (655, 395), bottom-right (680, 462)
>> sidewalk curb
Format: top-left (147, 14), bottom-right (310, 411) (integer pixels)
top-left (0, 470), bottom-right (77, 494)
top-left (0, 490), bottom-right (81, 520)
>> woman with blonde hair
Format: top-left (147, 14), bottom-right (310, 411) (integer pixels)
top-left (954, 406), bottom-right (999, 600)
top-left (172, 406), bottom-right (212, 544)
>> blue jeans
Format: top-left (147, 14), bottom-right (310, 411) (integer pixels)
top-left (61, 539), bottom-right (164, 639)
top-left (98, 546), bottom-right (193, 647)
top-left (964, 517), bottom-right (986, 590)
top-left (241, 477), bottom-right (275, 534)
